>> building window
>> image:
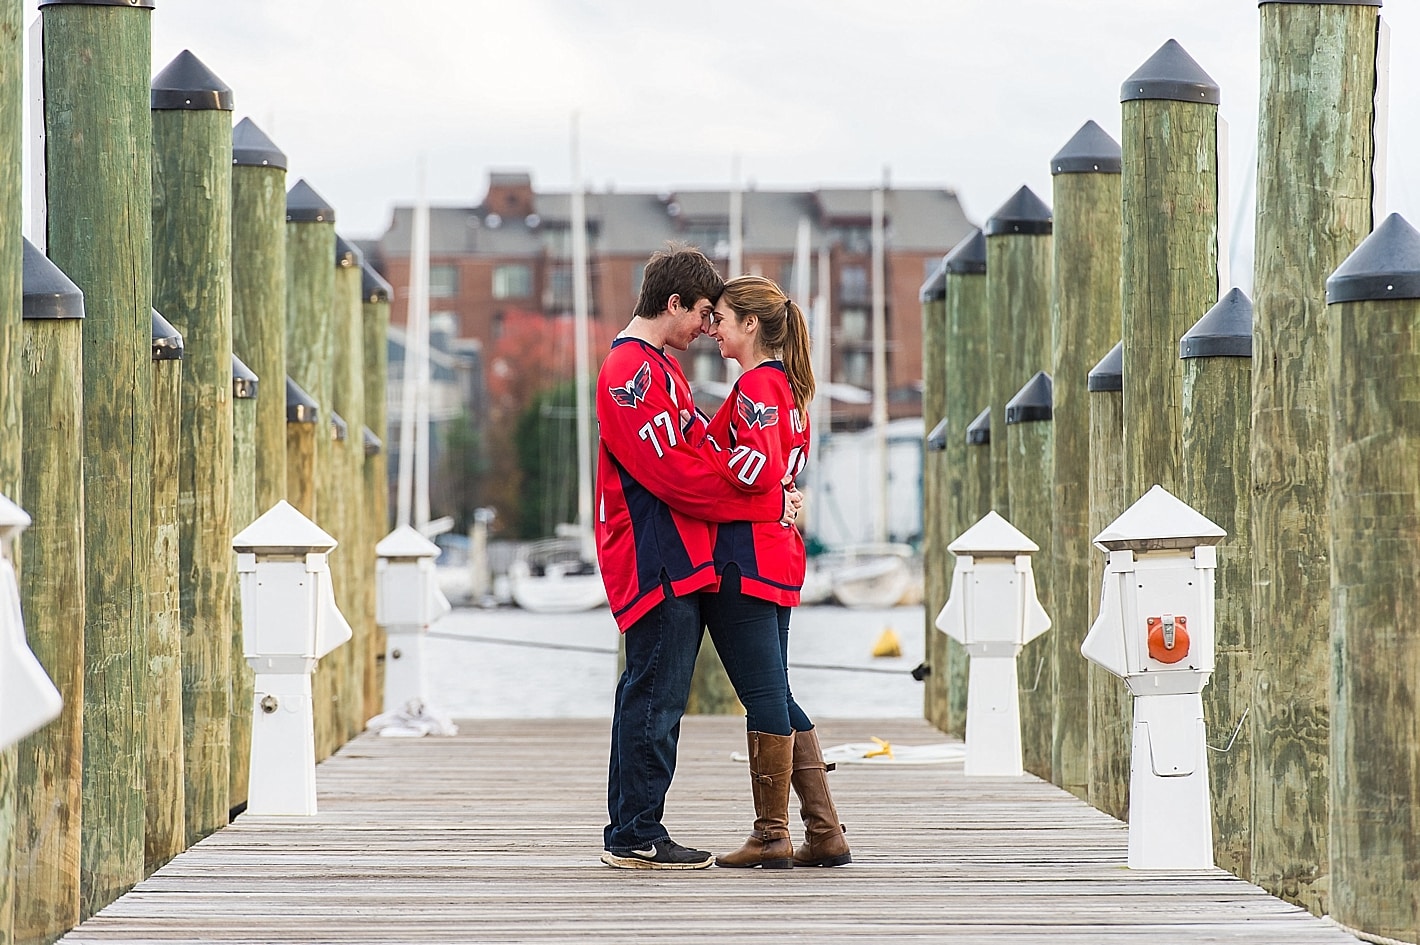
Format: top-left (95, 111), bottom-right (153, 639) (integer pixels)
top-left (545, 266), bottom-right (574, 313)
top-left (430, 264), bottom-right (459, 298)
top-left (839, 266), bottom-right (868, 305)
top-left (835, 226), bottom-right (872, 254)
top-left (493, 264), bottom-right (532, 299)
top-left (839, 308), bottom-right (867, 342)
top-left (843, 350), bottom-right (869, 388)
top-left (682, 225), bottom-right (730, 258)
top-left (631, 262), bottom-right (647, 299)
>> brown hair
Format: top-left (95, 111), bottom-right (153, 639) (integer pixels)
top-left (632, 243), bottom-right (724, 318)
top-left (720, 275), bottom-right (816, 412)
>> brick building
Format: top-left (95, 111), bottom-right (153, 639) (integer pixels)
top-left (367, 171), bottom-right (974, 428)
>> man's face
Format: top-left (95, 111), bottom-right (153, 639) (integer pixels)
top-left (664, 295), bottom-right (714, 351)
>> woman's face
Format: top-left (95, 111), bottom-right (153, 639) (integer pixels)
top-left (709, 301), bottom-right (756, 362)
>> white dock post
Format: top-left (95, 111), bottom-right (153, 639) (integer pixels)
top-left (233, 500), bottom-right (352, 815)
top-left (0, 493), bottom-right (62, 750)
top-left (375, 524), bottom-right (450, 716)
top-left (1081, 484), bottom-right (1224, 869)
top-left (935, 511), bottom-right (1051, 777)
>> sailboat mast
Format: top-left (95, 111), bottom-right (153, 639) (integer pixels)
top-left (870, 181), bottom-right (888, 544)
top-left (570, 117), bottom-right (593, 550)
top-left (397, 164), bottom-right (430, 529)
top-left (725, 155), bottom-right (743, 381)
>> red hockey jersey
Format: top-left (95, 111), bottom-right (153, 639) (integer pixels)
top-left (701, 361), bottom-right (809, 606)
top-left (595, 337), bottom-right (786, 631)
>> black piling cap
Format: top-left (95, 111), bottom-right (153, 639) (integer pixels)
top-left (926, 417), bottom-right (949, 452)
top-left (39, 1), bottom-right (155, 9)
top-left (22, 238), bottom-right (84, 320)
top-left (232, 353), bottom-right (258, 399)
top-left (1088, 341), bottom-right (1124, 392)
top-left (363, 262), bottom-right (393, 303)
top-left (232, 117), bottom-right (287, 170)
top-left (1260, 1), bottom-right (1379, 6)
top-left (151, 308), bottom-right (183, 361)
top-left (363, 426), bottom-right (383, 457)
top-left (1122, 39), bottom-right (1220, 105)
top-left (1006, 371), bottom-right (1053, 424)
top-left (1180, 289), bottom-right (1253, 358)
top-left (286, 376), bottom-right (319, 423)
top-left (919, 259), bottom-right (947, 302)
top-left (944, 228), bottom-right (987, 274)
top-left (1052, 121), bottom-right (1122, 175)
top-left (1326, 213), bottom-right (1420, 304)
top-left (984, 186), bottom-right (1052, 237)
top-left (151, 50), bottom-right (233, 111)
top-left (336, 234), bottom-right (364, 269)
top-left (965, 407), bottom-right (991, 445)
top-left (287, 179), bottom-right (336, 223)
top-left (330, 411), bottom-right (349, 442)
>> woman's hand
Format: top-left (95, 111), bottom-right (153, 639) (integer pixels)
top-left (780, 476), bottom-right (803, 526)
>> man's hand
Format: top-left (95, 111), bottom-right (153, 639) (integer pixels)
top-left (781, 477), bottom-right (803, 526)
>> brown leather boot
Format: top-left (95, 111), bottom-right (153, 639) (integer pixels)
top-left (716, 732), bottom-right (795, 869)
top-left (790, 727), bottom-right (852, 867)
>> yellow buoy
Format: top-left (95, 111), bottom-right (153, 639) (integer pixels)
top-left (872, 626), bottom-right (902, 658)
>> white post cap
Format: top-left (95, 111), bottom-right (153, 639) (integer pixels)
top-left (0, 493), bottom-right (31, 547)
top-left (232, 500), bottom-right (337, 555)
top-left (948, 510), bottom-right (1040, 556)
top-left (376, 524), bottom-right (441, 561)
top-left (1093, 485), bottom-right (1225, 553)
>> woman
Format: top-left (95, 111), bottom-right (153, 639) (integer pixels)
top-left (697, 275), bottom-right (850, 870)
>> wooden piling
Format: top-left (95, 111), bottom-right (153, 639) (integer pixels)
top-left (145, 309), bottom-right (186, 875)
top-left (0, 0), bottom-right (19, 932)
top-left (361, 264), bottom-right (392, 720)
top-left (1119, 39), bottom-right (1218, 500)
top-left (1250, 1), bottom-right (1380, 912)
top-left (0, 0), bottom-right (20, 508)
top-left (920, 259), bottom-right (948, 731)
top-left (285, 179), bottom-right (337, 525)
top-left (231, 117), bottom-right (288, 514)
top-left (285, 377), bottom-right (320, 518)
top-left (984, 187), bottom-right (1052, 517)
top-left (1086, 342), bottom-right (1130, 821)
top-left (41, 0), bottom-right (155, 914)
top-left (1049, 121), bottom-right (1121, 803)
top-left (943, 231), bottom-right (989, 738)
top-left (1324, 214), bottom-right (1420, 944)
top-left (686, 639), bottom-right (741, 717)
top-left (151, 49), bottom-right (235, 847)
top-left (333, 236), bottom-right (367, 739)
top-left (315, 412), bottom-right (350, 758)
top-left (13, 241), bottom-right (85, 944)
top-left (229, 355), bottom-right (258, 812)
top-left (1004, 371), bottom-right (1054, 783)
top-left (1179, 288), bottom-right (1253, 880)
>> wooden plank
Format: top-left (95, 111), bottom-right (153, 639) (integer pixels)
top-left (58, 718), bottom-right (1366, 944)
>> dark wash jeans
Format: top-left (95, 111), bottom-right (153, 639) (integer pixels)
top-left (604, 586), bottom-right (704, 853)
top-left (702, 565), bottom-right (813, 737)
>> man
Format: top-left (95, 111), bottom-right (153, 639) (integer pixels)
top-left (596, 245), bottom-right (797, 869)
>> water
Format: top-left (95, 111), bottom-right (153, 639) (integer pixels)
top-left (423, 604), bottom-right (928, 719)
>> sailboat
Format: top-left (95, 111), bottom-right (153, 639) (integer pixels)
top-left (507, 118), bottom-right (607, 614)
top-left (821, 180), bottom-right (922, 609)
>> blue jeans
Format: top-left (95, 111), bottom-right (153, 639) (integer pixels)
top-left (702, 565), bottom-right (813, 736)
top-left (604, 587), bottom-right (704, 852)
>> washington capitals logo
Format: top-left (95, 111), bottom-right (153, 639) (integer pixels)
top-left (609, 362), bottom-right (653, 408)
top-left (736, 391), bottom-right (779, 429)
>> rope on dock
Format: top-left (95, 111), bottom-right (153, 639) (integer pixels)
top-left (424, 630), bottom-right (914, 676)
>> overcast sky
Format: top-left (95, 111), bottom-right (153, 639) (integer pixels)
top-left (24, 1), bottom-right (1420, 272)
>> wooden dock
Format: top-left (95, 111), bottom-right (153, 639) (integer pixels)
top-left (60, 717), bottom-right (1363, 944)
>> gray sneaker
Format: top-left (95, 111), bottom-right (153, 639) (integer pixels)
top-left (602, 840), bottom-right (714, 870)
